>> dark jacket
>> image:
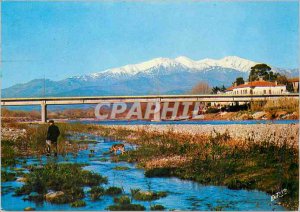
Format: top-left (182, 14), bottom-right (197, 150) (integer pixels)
top-left (47, 125), bottom-right (60, 142)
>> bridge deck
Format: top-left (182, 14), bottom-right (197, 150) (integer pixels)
top-left (1, 94), bottom-right (299, 106)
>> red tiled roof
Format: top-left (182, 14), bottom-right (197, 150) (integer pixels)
top-left (227, 80), bottom-right (283, 91)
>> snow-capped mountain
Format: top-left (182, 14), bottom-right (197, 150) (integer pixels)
top-left (2, 56), bottom-right (298, 97)
top-left (75, 56), bottom-right (256, 80)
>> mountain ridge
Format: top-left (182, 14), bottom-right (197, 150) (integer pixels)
top-left (3, 56), bottom-right (298, 98)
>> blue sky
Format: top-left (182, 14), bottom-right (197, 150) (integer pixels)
top-left (2, 1), bottom-right (299, 88)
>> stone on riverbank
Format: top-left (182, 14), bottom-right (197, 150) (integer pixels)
top-left (16, 177), bottom-right (27, 182)
top-left (24, 207), bottom-right (35, 211)
top-left (45, 191), bottom-right (65, 202)
top-left (252, 111), bottom-right (267, 119)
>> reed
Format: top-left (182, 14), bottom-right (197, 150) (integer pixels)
top-left (109, 126), bottom-right (299, 210)
top-left (250, 97), bottom-right (299, 113)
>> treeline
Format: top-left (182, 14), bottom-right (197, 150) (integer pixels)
top-left (190, 63), bottom-right (295, 94)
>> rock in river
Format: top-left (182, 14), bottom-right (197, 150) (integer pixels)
top-left (24, 207), bottom-right (35, 211)
top-left (45, 191), bottom-right (65, 202)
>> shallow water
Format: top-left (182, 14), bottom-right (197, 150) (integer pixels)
top-left (1, 134), bottom-right (286, 211)
top-left (72, 119), bottom-right (298, 125)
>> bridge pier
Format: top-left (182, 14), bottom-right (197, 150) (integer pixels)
top-left (152, 101), bottom-right (161, 122)
top-left (41, 103), bottom-right (47, 123)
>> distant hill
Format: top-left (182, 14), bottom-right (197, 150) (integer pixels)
top-left (2, 56), bottom-right (298, 97)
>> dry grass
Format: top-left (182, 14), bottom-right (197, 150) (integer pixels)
top-left (251, 97), bottom-right (299, 113)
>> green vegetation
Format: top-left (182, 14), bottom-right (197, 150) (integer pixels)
top-left (211, 85), bottom-right (226, 94)
top-left (206, 107), bottom-right (220, 114)
top-left (107, 127), bottom-right (298, 210)
top-left (114, 195), bottom-right (131, 204)
top-left (70, 200), bottom-right (86, 207)
top-left (1, 120), bottom-right (298, 210)
top-left (234, 77), bottom-right (245, 86)
top-left (249, 63), bottom-right (274, 81)
top-left (107, 203), bottom-right (145, 211)
top-left (248, 63), bottom-right (294, 92)
top-left (108, 195), bottom-right (145, 211)
top-left (131, 189), bottom-right (167, 201)
top-left (105, 186), bottom-right (123, 195)
top-left (70, 139), bottom-right (97, 144)
top-left (24, 207), bottom-right (35, 211)
top-left (2, 140), bottom-right (17, 167)
top-left (14, 163), bottom-right (107, 204)
top-left (90, 186), bottom-right (105, 200)
top-left (113, 166), bottom-right (130, 171)
top-left (150, 204), bottom-right (165, 211)
top-left (1, 171), bottom-right (16, 182)
top-left (1, 122), bottom-right (102, 158)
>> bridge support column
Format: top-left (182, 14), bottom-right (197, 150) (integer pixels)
top-left (153, 101), bottom-right (161, 122)
top-left (41, 103), bottom-right (47, 123)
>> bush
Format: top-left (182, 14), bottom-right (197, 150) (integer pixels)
top-left (145, 168), bottom-right (175, 178)
top-left (107, 204), bottom-right (145, 211)
top-left (108, 194), bottom-right (145, 211)
top-left (151, 204), bottom-right (165, 210)
top-left (114, 195), bottom-right (131, 205)
top-left (131, 189), bottom-right (167, 201)
top-left (1, 171), bottom-right (16, 182)
top-left (206, 107), bottom-right (220, 113)
top-left (113, 166), bottom-right (130, 171)
top-left (90, 186), bottom-right (105, 200)
top-left (105, 186), bottom-right (123, 195)
top-left (70, 200), bottom-right (86, 207)
top-left (14, 163), bottom-right (107, 204)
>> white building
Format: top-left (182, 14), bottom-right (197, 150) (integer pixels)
top-left (226, 79), bottom-right (287, 95)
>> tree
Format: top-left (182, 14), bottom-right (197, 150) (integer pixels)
top-left (276, 75), bottom-right (294, 92)
top-left (249, 63), bottom-right (277, 82)
top-left (211, 86), bottom-right (220, 94)
top-left (234, 77), bottom-right (245, 86)
top-left (190, 81), bottom-right (211, 94)
top-left (221, 85), bottom-right (226, 92)
top-left (276, 75), bottom-right (288, 85)
top-left (211, 85), bottom-right (226, 94)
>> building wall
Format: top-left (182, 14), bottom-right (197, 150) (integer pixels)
top-left (227, 86), bottom-right (287, 95)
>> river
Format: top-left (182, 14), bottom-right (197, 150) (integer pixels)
top-left (1, 132), bottom-right (286, 211)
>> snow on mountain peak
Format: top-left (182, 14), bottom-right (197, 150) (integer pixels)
top-left (88, 55), bottom-right (258, 79)
top-left (219, 56), bottom-right (257, 72)
top-left (101, 57), bottom-right (179, 76)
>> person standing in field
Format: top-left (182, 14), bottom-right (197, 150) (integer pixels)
top-left (46, 120), bottom-right (60, 157)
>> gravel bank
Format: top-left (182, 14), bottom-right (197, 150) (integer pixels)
top-left (109, 123), bottom-right (299, 146)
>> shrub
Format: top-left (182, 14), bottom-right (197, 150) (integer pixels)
top-left (151, 204), bottom-right (165, 210)
top-left (108, 194), bottom-right (145, 211)
top-left (114, 195), bottom-right (131, 205)
top-left (105, 186), bottom-right (123, 195)
top-left (90, 186), bottom-right (105, 200)
top-left (145, 168), bottom-right (175, 178)
top-left (70, 200), bottom-right (86, 207)
top-left (206, 107), bottom-right (220, 113)
top-left (1, 171), bottom-right (16, 182)
top-left (14, 163), bottom-right (107, 204)
top-left (131, 189), bottom-right (167, 201)
top-left (113, 166), bottom-right (130, 171)
top-left (107, 204), bottom-right (145, 211)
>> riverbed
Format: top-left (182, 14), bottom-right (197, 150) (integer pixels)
top-left (1, 133), bottom-right (286, 211)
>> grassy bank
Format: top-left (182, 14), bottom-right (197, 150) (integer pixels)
top-left (1, 121), bottom-right (100, 159)
top-left (98, 126), bottom-right (299, 210)
top-left (1, 121), bottom-right (299, 209)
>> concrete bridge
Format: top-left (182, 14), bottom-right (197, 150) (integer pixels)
top-left (1, 94), bottom-right (298, 122)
